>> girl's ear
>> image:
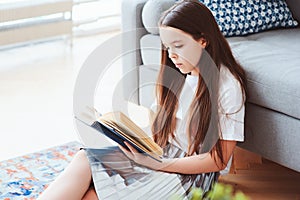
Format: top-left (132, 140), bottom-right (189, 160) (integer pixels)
top-left (198, 37), bottom-right (208, 48)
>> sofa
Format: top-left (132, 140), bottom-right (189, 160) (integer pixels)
top-left (121, 0), bottom-right (300, 172)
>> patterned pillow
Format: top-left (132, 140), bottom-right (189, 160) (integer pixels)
top-left (200, 0), bottom-right (299, 37)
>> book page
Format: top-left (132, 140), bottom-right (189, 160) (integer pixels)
top-left (98, 112), bottom-right (162, 156)
top-left (126, 101), bottom-right (155, 133)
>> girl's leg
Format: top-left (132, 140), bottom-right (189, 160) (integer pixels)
top-left (82, 186), bottom-right (98, 200)
top-left (38, 150), bottom-right (93, 200)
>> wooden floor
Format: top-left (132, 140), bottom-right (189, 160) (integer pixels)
top-left (219, 148), bottom-right (300, 200)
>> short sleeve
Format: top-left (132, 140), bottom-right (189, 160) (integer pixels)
top-left (218, 68), bottom-right (245, 142)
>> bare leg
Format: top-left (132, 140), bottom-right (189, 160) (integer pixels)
top-left (38, 150), bottom-right (93, 200)
top-left (82, 186), bottom-right (98, 200)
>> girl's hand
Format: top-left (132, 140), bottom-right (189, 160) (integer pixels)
top-left (118, 141), bottom-right (162, 170)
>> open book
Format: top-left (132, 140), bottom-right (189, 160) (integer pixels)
top-left (75, 106), bottom-right (163, 162)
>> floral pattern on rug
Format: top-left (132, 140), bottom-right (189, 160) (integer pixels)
top-left (0, 141), bottom-right (81, 200)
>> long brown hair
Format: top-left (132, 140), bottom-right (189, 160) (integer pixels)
top-left (151, 0), bottom-right (247, 167)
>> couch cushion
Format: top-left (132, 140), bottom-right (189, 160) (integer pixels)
top-left (139, 34), bottom-right (161, 107)
top-left (227, 28), bottom-right (300, 120)
top-left (200, 0), bottom-right (298, 37)
top-left (140, 34), bottom-right (161, 65)
top-left (142, 0), bottom-right (175, 35)
top-left (139, 65), bottom-right (159, 107)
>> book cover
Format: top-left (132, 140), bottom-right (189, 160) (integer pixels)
top-left (75, 106), bottom-right (162, 162)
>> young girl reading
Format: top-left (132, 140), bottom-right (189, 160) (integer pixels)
top-left (38, 0), bottom-right (247, 199)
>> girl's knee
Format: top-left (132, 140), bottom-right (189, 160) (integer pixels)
top-left (71, 149), bottom-right (91, 173)
top-left (76, 149), bottom-right (88, 160)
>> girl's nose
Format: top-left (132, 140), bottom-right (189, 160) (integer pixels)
top-left (168, 50), bottom-right (177, 59)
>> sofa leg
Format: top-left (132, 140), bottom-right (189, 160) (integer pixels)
top-left (230, 147), bottom-right (262, 173)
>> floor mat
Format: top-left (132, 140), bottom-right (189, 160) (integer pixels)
top-left (0, 141), bottom-right (81, 199)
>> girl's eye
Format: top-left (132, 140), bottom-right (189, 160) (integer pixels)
top-left (174, 45), bottom-right (183, 48)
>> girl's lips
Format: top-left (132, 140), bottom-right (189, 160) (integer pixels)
top-left (175, 63), bottom-right (183, 68)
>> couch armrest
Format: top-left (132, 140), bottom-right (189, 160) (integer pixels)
top-left (121, 0), bottom-right (148, 104)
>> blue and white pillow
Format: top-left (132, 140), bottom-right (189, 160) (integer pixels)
top-left (200, 0), bottom-right (299, 37)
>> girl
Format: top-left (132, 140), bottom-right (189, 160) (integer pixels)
top-left (38, 0), bottom-right (246, 199)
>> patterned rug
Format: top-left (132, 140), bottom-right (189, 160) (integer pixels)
top-left (0, 141), bottom-right (81, 200)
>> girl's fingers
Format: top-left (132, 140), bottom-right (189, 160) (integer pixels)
top-left (118, 145), bottom-right (133, 158)
top-left (118, 144), bottom-right (126, 152)
top-left (124, 141), bottom-right (139, 153)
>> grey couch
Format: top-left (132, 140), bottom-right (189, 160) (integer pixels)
top-left (121, 0), bottom-right (300, 172)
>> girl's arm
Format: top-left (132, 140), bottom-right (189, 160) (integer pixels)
top-left (120, 140), bottom-right (236, 174)
top-left (156, 140), bottom-right (236, 174)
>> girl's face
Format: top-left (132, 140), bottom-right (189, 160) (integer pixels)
top-left (159, 26), bottom-right (206, 76)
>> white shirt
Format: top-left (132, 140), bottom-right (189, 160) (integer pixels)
top-left (151, 66), bottom-right (245, 174)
